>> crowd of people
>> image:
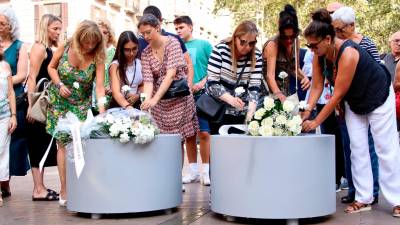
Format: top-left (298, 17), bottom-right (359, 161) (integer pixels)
top-left (0, 2), bottom-right (399, 218)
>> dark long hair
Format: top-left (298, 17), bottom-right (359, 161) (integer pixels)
top-left (112, 31), bottom-right (138, 85)
top-left (278, 4), bottom-right (299, 37)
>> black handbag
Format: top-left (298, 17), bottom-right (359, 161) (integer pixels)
top-left (196, 60), bottom-right (248, 123)
top-left (162, 78), bottom-right (190, 99)
top-left (15, 77), bottom-right (28, 112)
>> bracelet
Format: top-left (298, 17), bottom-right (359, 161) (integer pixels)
top-left (56, 82), bottom-right (64, 89)
top-left (11, 113), bottom-right (16, 116)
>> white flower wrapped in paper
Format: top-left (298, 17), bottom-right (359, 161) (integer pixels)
top-left (248, 121), bottom-right (260, 136)
top-left (263, 96), bottom-right (275, 110)
top-left (234, 86), bottom-right (245, 97)
top-left (283, 100), bottom-right (295, 112)
top-left (278, 71), bottom-right (288, 79)
top-left (73, 82), bottom-right (80, 89)
top-left (254, 108), bottom-right (266, 120)
top-left (121, 85), bottom-right (131, 93)
top-left (259, 125), bottom-right (273, 136)
top-left (140, 93), bottom-right (147, 102)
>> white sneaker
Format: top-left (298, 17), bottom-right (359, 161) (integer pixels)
top-left (59, 198), bottom-right (67, 207)
top-left (201, 172), bottom-right (210, 186)
top-left (182, 185), bottom-right (186, 192)
top-left (182, 174), bottom-right (200, 184)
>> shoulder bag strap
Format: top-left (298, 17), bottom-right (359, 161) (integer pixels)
top-left (233, 59), bottom-right (249, 90)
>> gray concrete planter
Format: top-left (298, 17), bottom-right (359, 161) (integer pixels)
top-left (211, 134), bottom-right (336, 225)
top-left (66, 134), bottom-right (182, 215)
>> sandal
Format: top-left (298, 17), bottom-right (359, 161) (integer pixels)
top-left (47, 189), bottom-right (59, 196)
top-left (32, 190), bottom-right (59, 201)
top-left (345, 201), bottom-right (372, 213)
top-left (393, 206), bottom-right (400, 218)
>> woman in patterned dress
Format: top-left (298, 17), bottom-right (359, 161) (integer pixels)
top-left (138, 14), bottom-right (198, 173)
top-left (47, 20), bottom-right (106, 206)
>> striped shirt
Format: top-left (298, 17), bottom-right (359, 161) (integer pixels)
top-left (359, 36), bottom-right (380, 63)
top-left (207, 42), bottom-right (263, 115)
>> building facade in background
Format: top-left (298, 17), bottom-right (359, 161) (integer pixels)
top-left (0, 0), bottom-right (232, 45)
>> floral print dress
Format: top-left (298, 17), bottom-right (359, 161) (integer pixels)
top-left (46, 46), bottom-right (96, 143)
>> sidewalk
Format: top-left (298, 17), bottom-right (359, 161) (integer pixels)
top-left (0, 167), bottom-right (399, 225)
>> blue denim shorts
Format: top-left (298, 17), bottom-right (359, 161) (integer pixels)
top-left (194, 91), bottom-right (210, 133)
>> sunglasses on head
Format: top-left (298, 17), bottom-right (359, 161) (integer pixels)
top-left (237, 38), bottom-right (257, 47)
top-left (305, 38), bottom-right (324, 50)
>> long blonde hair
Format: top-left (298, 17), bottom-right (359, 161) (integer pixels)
top-left (37, 14), bottom-right (62, 48)
top-left (96, 18), bottom-right (116, 47)
top-left (224, 20), bottom-right (258, 72)
top-left (71, 20), bottom-right (105, 63)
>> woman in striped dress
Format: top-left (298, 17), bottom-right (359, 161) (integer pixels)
top-left (206, 20), bottom-right (263, 134)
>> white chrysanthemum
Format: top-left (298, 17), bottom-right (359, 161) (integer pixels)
top-left (283, 100), bottom-right (295, 112)
top-left (258, 125), bottom-right (273, 136)
top-left (261, 117), bottom-right (274, 127)
top-left (234, 86), bottom-right (245, 96)
top-left (73, 82), bottom-right (80, 89)
top-left (275, 115), bottom-right (287, 125)
top-left (119, 132), bottom-right (130, 143)
top-left (121, 85), bottom-right (131, 93)
top-left (263, 97), bottom-right (275, 110)
top-left (248, 121), bottom-right (260, 136)
top-left (254, 108), bottom-right (266, 120)
top-left (278, 71), bottom-right (288, 79)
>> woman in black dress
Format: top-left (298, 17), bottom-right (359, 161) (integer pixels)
top-left (26, 14), bottom-right (62, 201)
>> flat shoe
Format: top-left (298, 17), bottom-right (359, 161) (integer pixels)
top-left (393, 206), bottom-right (400, 218)
top-left (345, 201), bottom-right (372, 213)
top-left (32, 191), bottom-right (59, 201)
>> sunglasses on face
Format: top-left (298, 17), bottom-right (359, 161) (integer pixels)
top-left (237, 38), bottom-right (257, 47)
top-left (305, 38), bottom-right (324, 50)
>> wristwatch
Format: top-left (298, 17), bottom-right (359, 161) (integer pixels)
top-left (56, 82), bottom-right (64, 89)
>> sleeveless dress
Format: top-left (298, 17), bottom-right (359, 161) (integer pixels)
top-left (263, 36), bottom-right (296, 96)
top-left (4, 40), bottom-right (30, 176)
top-left (26, 47), bottom-right (57, 167)
top-left (46, 45), bottom-right (96, 144)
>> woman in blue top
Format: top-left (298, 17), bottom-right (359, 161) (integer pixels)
top-left (0, 6), bottom-right (30, 197)
top-left (302, 9), bottom-right (400, 217)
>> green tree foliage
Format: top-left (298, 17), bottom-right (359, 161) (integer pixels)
top-left (214, 0), bottom-right (400, 52)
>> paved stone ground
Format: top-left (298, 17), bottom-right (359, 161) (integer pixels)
top-left (0, 163), bottom-right (399, 225)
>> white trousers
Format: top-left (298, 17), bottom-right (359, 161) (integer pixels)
top-left (345, 87), bottom-right (400, 206)
top-left (0, 117), bottom-right (10, 182)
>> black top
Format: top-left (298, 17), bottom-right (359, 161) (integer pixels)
top-left (37, 47), bottom-right (53, 91)
top-left (332, 40), bottom-right (390, 114)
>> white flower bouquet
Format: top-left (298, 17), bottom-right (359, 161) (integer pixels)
top-left (247, 96), bottom-right (303, 136)
top-left (96, 108), bottom-right (160, 144)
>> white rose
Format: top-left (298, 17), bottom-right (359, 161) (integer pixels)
top-left (73, 82), bottom-right (80, 89)
top-left (234, 86), bottom-right (245, 96)
top-left (248, 121), bottom-right (260, 136)
top-left (298, 100), bottom-right (309, 111)
top-left (274, 127), bottom-right (283, 136)
top-left (278, 71), bottom-right (288, 79)
top-left (97, 96), bottom-right (107, 107)
top-left (263, 97), bottom-right (275, 110)
top-left (121, 85), bottom-right (131, 93)
top-left (119, 132), bottom-right (130, 143)
top-left (261, 117), bottom-right (274, 127)
top-left (258, 125), bottom-right (273, 136)
top-left (283, 100), bottom-right (295, 112)
top-left (292, 115), bottom-right (302, 124)
top-left (109, 124), bottom-right (120, 137)
top-left (275, 115), bottom-right (287, 125)
top-left (254, 108), bottom-right (266, 120)
top-left (140, 93), bottom-right (147, 102)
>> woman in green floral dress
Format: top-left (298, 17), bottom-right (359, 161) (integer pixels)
top-left (47, 20), bottom-right (106, 206)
